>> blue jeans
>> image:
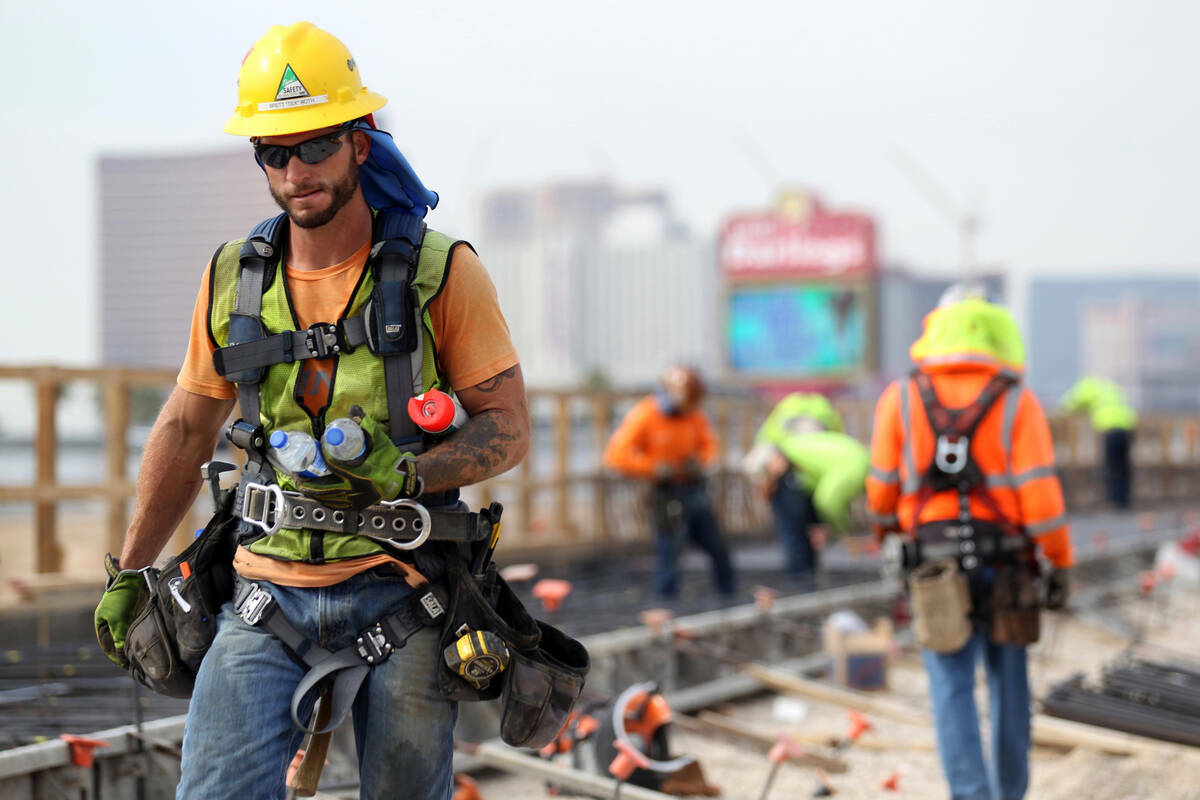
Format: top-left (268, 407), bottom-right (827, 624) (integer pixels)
top-left (769, 472), bottom-right (819, 582)
top-left (921, 631), bottom-right (1030, 800)
top-left (177, 569), bottom-right (456, 800)
top-left (1103, 428), bottom-right (1133, 509)
top-left (650, 483), bottom-right (735, 598)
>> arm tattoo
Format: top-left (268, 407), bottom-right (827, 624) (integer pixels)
top-left (417, 408), bottom-right (525, 492)
top-left (474, 367), bottom-right (517, 393)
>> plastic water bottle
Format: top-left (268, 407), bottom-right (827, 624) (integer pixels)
top-left (267, 430), bottom-right (330, 478)
top-left (322, 418), bottom-right (367, 463)
top-left (407, 390), bottom-right (469, 435)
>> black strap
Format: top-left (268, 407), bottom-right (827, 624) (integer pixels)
top-left (371, 213), bottom-right (427, 448)
top-left (912, 370), bottom-right (1014, 441)
top-left (233, 576), bottom-right (447, 734)
top-left (213, 320), bottom-right (371, 376)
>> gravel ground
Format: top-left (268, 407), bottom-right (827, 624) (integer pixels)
top-left (475, 582), bottom-right (1200, 799)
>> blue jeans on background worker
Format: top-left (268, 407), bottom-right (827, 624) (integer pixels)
top-left (177, 569), bottom-right (456, 800)
top-left (921, 631), bottom-right (1031, 800)
top-left (1103, 428), bottom-right (1133, 509)
top-left (650, 482), bottom-right (736, 599)
top-left (769, 471), bottom-right (819, 585)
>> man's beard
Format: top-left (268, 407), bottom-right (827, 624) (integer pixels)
top-left (270, 158), bottom-right (360, 230)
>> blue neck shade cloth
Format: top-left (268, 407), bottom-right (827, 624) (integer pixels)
top-left (253, 122), bottom-right (438, 219)
top-left (348, 122), bottom-right (438, 218)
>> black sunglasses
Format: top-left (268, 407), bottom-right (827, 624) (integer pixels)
top-left (252, 129), bottom-right (351, 169)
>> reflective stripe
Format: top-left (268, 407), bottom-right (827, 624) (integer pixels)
top-left (984, 465), bottom-right (1056, 490)
top-left (899, 380), bottom-right (921, 493)
top-left (1013, 464), bottom-right (1056, 487)
top-left (1000, 386), bottom-right (1021, 464)
top-left (869, 466), bottom-right (900, 485)
top-left (1027, 515), bottom-right (1067, 535)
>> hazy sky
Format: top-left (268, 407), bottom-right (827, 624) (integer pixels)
top-left (3, 0), bottom-right (1199, 365)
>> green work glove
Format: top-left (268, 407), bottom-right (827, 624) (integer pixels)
top-left (94, 553), bottom-right (146, 668)
top-left (317, 407), bottom-right (421, 509)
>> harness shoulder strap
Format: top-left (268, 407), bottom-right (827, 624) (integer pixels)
top-left (369, 211), bottom-right (427, 447)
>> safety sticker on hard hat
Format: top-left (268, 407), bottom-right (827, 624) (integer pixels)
top-left (275, 64), bottom-right (311, 101)
top-left (259, 94), bottom-right (329, 111)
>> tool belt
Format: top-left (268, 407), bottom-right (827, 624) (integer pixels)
top-left (908, 521), bottom-right (1032, 570)
top-left (124, 490), bottom-right (239, 698)
top-left (236, 481), bottom-right (492, 546)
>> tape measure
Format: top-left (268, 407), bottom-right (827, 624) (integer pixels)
top-left (443, 629), bottom-right (510, 689)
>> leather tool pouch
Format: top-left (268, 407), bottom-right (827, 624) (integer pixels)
top-left (908, 558), bottom-right (973, 653)
top-left (124, 491), bottom-right (239, 697)
top-left (435, 544), bottom-right (590, 749)
top-left (990, 561), bottom-right (1041, 646)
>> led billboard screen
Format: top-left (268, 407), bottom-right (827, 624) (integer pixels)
top-left (728, 284), bottom-right (868, 375)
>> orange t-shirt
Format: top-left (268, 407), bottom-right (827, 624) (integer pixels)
top-left (177, 237), bottom-right (519, 586)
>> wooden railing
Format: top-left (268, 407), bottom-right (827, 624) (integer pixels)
top-left (3, 364), bottom-right (1200, 574)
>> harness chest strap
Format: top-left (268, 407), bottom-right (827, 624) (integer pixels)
top-left (233, 574), bottom-right (449, 734)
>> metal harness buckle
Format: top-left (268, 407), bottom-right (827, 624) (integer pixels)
top-left (305, 323), bottom-right (340, 359)
top-left (238, 584), bottom-right (273, 626)
top-left (356, 623), bottom-right (394, 665)
top-left (241, 482), bottom-right (284, 536)
top-left (373, 498), bottom-right (432, 550)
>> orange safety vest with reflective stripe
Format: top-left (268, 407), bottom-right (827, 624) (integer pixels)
top-left (866, 364), bottom-right (1073, 568)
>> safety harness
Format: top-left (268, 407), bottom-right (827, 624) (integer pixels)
top-left (213, 210), bottom-right (467, 542)
top-left (209, 210), bottom-right (499, 733)
top-left (233, 572), bottom-right (450, 733)
top-left (908, 370), bottom-right (1033, 570)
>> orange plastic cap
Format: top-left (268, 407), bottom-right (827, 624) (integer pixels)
top-left (60, 735), bottom-right (110, 768)
top-left (532, 579), bottom-right (573, 612)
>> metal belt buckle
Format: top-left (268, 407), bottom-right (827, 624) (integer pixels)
top-left (241, 482), bottom-right (284, 535)
top-left (375, 498), bottom-right (432, 550)
top-left (238, 584), bottom-right (273, 626)
top-left (356, 623), bottom-right (394, 665)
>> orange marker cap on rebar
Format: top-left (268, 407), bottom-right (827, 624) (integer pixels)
top-left (768, 734), bottom-right (806, 764)
top-left (846, 709), bottom-right (873, 741)
top-left (754, 585), bottom-right (778, 613)
top-left (1140, 570), bottom-right (1157, 596)
top-left (532, 578), bottom-right (572, 612)
top-left (60, 734), bottom-right (109, 767)
top-left (880, 771), bottom-right (901, 791)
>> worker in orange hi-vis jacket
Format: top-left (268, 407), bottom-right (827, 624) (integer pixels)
top-left (604, 366), bottom-right (736, 601)
top-left (866, 291), bottom-right (1073, 800)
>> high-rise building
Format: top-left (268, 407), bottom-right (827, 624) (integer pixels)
top-left (1027, 277), bottom-right (1200, 410)
top-left (99, 151), bottom-right (278, 368)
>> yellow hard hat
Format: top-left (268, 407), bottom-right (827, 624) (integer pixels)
top-left (224, 22), bottom-right (387, 137)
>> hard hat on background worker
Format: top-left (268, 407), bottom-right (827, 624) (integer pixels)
top-left (223, 21), bottom-right (387, 137)
top-left (909, 297), bottom-right (1026, 374)
top-left (661, 365), bottom-right (705, 412)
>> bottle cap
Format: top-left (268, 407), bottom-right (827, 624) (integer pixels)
top-left (325, 427), bottom-right (345, 446)
top-left (269, 430), bottom-right (288, 448)
top-left (408, 390), bottom-right (454, 433)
